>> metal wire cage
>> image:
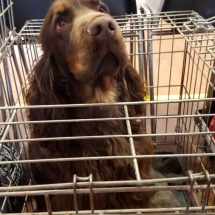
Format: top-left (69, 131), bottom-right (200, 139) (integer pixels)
top-left (0, 0), bottom-right (30, 213)
top-left (1, 1), bottom-right (215, 214)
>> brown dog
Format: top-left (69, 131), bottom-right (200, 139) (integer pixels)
top-left (27, 0), bottom-right (154, 211)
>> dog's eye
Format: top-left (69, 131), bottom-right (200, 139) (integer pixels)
top-left (56, 18), bottom-right (68, 31)
top-left (99, 7), bottom-right (106, 13)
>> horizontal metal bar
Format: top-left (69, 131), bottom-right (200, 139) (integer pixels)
top-left (128, 50), bottom-right (185, 56)
top-left (0, 184), bottom-right (215, 197)
top-left (18, 11), bottom-right (208, 38)
top-left (1, 131), bottom-right (215, 144)
top-left (1, 174), bottom-right (214, 192)
top-left (4, 207), bottom-right (215, 215)
top-left (0, 113), bottom-right (214, 126)
top-left (1, 98), bottom-right (215, 110)
top-left (0, 153), bottom-right (214, 165)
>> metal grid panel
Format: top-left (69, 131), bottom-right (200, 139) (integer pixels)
top-left (0, 0), bottom-right (30, 212)
top-left (0, 7), bottom-right (215, 214)
top-left (0, 0), bottom-right (15, 38)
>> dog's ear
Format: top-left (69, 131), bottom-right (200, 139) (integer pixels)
top-left (26, 54), bottom-right (70, 151)
top-left (125, 64), bottom-right (146, 115)
top-left (118, 64), bottom-right (146, 114)
top-left (117, 65), bottom-right (146, 130)
top-left (38, 2), bottom-right (56, 53)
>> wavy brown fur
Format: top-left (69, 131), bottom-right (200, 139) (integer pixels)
top-left (27, 0), bottom-right (154, 211)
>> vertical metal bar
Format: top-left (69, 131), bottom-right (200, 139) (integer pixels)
top-left (89, 174), bottom-right (94, 214)
top-left (0, 2), bottom-right (4, 40)
top-left (9, 0), bottom-right (15, 31)
top-left (190, 41), bottom-right (206, 170)
top-left (0, 71), bottom-right (7, 121)
top-left (75, 175), bottom-right (95, 213)
top-left (0, 109), bottom-right (19, 147)
top-left (147, 27), bottom-right (156, 138)
top-left (22, 195), bottom-right (29, 212)
top-left (203, 61), bottom-right (215, 124)
top-left (165, 19), bottom-right (176, 143)
top-left (3, 56), bottom-right (14, 106)
top-left (73, 174), bottom-right (79, 214)
top-left (3, 54), bottom-right (19, 140)
top-left (201, 170), bottom-right (211, 212)
top-left (1, 0), bottom-right (6, 40)
top-left (8, 51), bottom-right (23, 105)
top-left (132, 14), bottom-right (137, 69)
top-left (141, 4), bottom-right (156, 138)
top-left (137, 16), bottom-right (148, 131)
top-left (130, 14), bottom-right (134, 65)
top-left (138, 25), bottom-right (148, 84)
top-left (176, 41), bottom-right (188, 153)
top-left (186, 170), bottom-right (195, 213)
top-left (44, 194), bottom-right (53, 215)
top-left (124, 105), bottom-right (141, 180)
top-left (139, 5), bottom-right (151, 91)
top-left (17, 42), bottom-right (29, 75)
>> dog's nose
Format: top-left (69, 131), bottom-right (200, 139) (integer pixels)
top-left (87, 16), bottom-right (116, 40)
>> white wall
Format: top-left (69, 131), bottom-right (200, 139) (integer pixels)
top-left (136, 0), bottom-right (165, 13)
top-left (136, 0), bottom-right (146, 9)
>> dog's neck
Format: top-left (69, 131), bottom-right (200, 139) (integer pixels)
top-left (81, 75), bottom-right (118, 103)
top-left (54, 62), bottom-right (119, 104)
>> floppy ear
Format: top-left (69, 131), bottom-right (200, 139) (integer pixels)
top-left (38, 3), bottom-right (56, 53)
top-left (117, 64), bottom-right (146, 130)
top-left (125, 64), bottom-right (146, 115)
top-left (118, 64), bottom-right (146, 114)
top-left (26, 53), bottom-right (71, 151)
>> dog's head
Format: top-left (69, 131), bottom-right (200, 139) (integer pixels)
top-left (40, 0), bottom-right (129, 83)
top-left (27, 0), bottom-right (146, 151)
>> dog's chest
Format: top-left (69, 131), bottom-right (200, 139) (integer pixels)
top-left (69, 75), bottom-right (124, 135)
top-left (92, 86), bottom-right (117, 103)
top-left (88, 75), bottom-right (118, 103)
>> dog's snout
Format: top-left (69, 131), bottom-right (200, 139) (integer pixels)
top-left (87, 16), bottom-right (116, 40)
